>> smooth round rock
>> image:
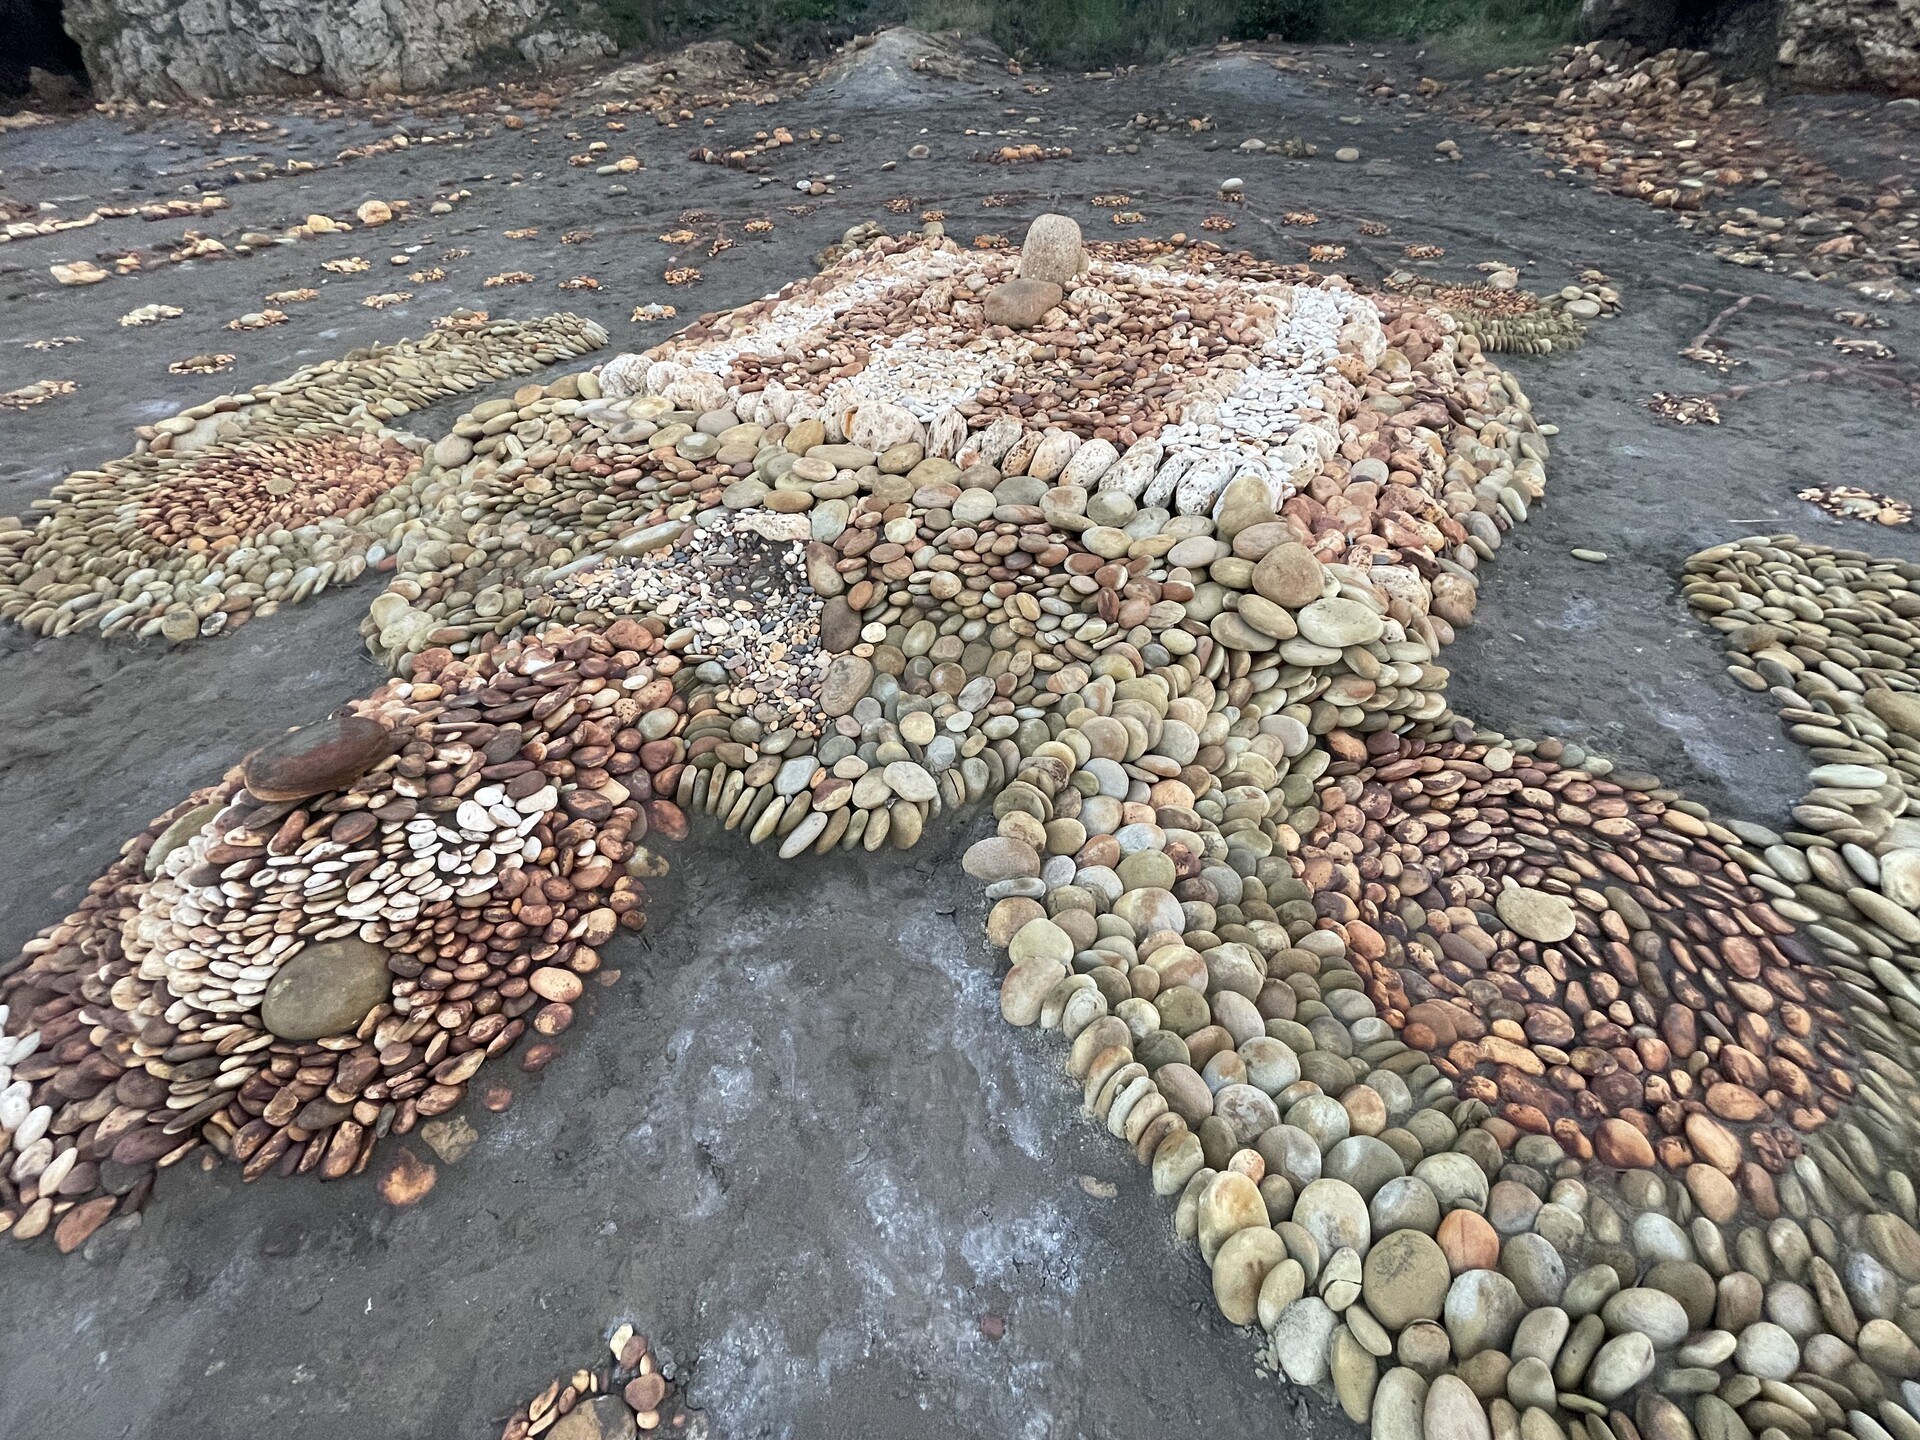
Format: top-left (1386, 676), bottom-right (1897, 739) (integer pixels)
top-left (1295, 1177), bottom-right (1373, 1260)
top-left (1214, 1224), bottom-right (1289, 1325)
top-left (1734, 1321), bottom-right (1800, 1380)
top-left (1586, 1331), bottom-right (1655, 1400)
top-left (1375, 1368), bottom-right (1429, 1440)
top-left (1415, 1152), bottom-right (1491, 1214)
top-left (1445, 1269), bottom-right (1525, 1357)
top-left (1272, 1296), bottom-right (1340, 1384)
top-left (1325, 1135), bottom-right (1407, 1201)
top-left (1363, 1228), bottom-right (1451, 1329)
top-left (1198, 1171), bottom-right (1269, 1262)
top-left (1371, 1176), bottom-right (1442, 1238)
top-left (1495, 885), bottom-right (1577, 944)
top-left (243, 715), bottom-right (392, 801)
top-left (1603, 1287), bottom-right (1690, 1348)
top-left (260, 940), bottom-right (392, 1041)
top-left (1298, 597), bottom-right (1384, 648)
top-left (1425, 1374), bottom-right (1492, 1440)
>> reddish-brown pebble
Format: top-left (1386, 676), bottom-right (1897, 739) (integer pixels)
top-left (1437, 1210), bottom-right (1500, 1273)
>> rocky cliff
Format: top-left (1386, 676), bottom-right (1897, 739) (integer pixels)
top-left (1581, 0), bottom-right (1920, 93)
top-left (63, 0), bottom-right (618, 99)
top-left (1776, 0), bottom-right (1920, 91)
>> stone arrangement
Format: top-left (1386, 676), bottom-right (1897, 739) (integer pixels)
top-left (13, 214), bottom-right (1920, 1440)
top-left (0, 313), bottom-right (607, 642)
top-left (1382, 273), bottom-right (1622, 357)
top-left (941, 521), bottom-right (1920, 1440)
top-left (1685, 537), bottom-right (1920, 1160)
top-left (1795, 489), bottom-right (1912, 527)
top-left (0, 618), bottom-right (682, 1249)
top-left (354, 218), bottom-right (1545, 861)
top-left (1297, 734), bottom-right (1855, 1205)
top-left (503, 1323), bottom-right (698, 1439)
top-left (953, 648), bottom-right (1920, 1440)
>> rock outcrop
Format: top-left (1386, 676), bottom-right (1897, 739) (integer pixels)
top-left (63, 0), bottom-right (615, 100)
top-left (1580, 0), bottom-right (1920, 93)
top-left (1777, 0), bottom-right (1920, 93)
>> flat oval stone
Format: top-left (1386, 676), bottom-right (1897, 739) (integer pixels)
top-left (1496, 884), bottom-right (1577, 943)
top-left (146, 802), bottom-right (221, 876)
top-left (243, 715), bottom-right (393, 801)
top-left (260, 939), bottom-right (392, 1041)
top-left (1297, 597), bottom-right (1383, 648)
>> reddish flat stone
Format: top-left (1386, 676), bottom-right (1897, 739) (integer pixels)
top-left (242, 714), bottom-right (393, 801)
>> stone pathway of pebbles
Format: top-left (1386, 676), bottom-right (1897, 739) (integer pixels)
top-left (1685, 538), bottom-right (1920, 1158)
top-left (0, 312), bottom-right (606, 642)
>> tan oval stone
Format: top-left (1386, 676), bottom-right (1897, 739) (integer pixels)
top-left (1214, 1224), bottom-right (1289, 1325)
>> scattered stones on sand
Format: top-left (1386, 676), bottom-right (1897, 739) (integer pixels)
top-left (1446, 42), bottom-right (1919, 293)
top-left (0, 314), bottom-right (607, 642)
top-left (502, 1325), bottom-right (697, 1439)
top-left (1797, 487), bottom-right (1912, 526)
top-left (0, 379), bottom-right (78, 409)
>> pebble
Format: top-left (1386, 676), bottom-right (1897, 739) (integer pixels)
top-left (259, 939), bottom-right (393, 1041)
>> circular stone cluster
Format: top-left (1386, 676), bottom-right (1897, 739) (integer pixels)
top-left (0, 313), bottom-right (608, 643)
top-left (1381, 273), bottom-right (1621, 357)
top-left (1296, 732), bottom-right (1854, 1206)
top-left (502, 1324), bottom-right (694, 1440)
top-left (357, 218), bottom-right (1553, 864)
top-left (0, 618), bottom-right (683, 1248)
top-left (957, 684), bottom-right (1920, 1440)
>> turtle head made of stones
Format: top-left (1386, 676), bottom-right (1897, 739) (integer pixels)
top-left (138, 715), bottom-right (403, 1041)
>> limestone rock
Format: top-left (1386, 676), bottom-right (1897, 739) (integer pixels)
top-left (64, 0), bottom-right (617, 100)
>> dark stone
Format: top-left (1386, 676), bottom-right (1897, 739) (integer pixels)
top-left (260, 939), bottom-right (392, 1041)
top-left (294, 1097), bottom-right (355, 1130)
top-left (819, 596), bottom-right (861, 653)
top-left (243, 714), bottom-right (393, 801)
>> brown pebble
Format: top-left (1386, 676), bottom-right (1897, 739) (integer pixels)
top-left (53, 1196), bottom-right (117, 1253)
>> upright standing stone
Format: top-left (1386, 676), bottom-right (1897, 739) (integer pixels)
top-left (1018, 214), bottom-right (1086, 285)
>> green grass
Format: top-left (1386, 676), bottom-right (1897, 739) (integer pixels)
top-left (596, 0), bottom-right (888, 52)
top-left (1306, 0), bottom-right (1580, 65)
